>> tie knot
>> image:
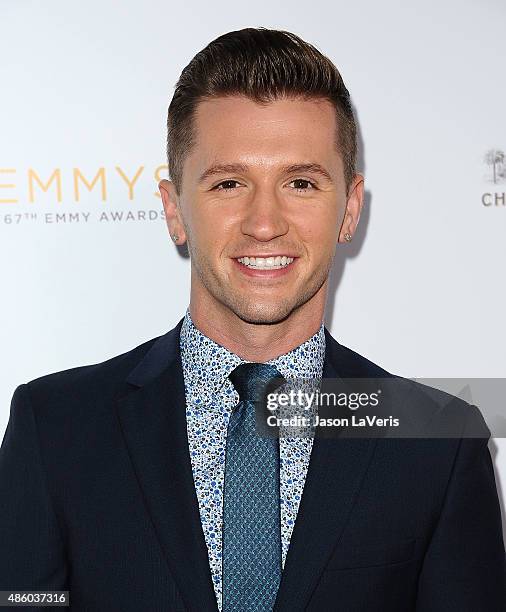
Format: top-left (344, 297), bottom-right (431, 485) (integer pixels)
top-left (228, 363), bottom-right (285, 403)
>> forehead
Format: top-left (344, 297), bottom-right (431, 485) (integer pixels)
top-left (189, 95), bottom-right (339, 169)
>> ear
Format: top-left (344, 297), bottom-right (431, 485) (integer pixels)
top-left (338, 174), bottom-right (364, 243)
top-left (159, 179), bottom-right (187, 245)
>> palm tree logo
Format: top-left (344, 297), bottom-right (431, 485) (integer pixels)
top-left (484, 149), bottom-right (506, 184)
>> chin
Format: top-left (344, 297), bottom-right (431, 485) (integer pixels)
top-left (226, 297), bottom-right (298, 326)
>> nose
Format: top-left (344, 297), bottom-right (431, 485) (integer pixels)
top-left (240, 187), bottom-right (289, 242)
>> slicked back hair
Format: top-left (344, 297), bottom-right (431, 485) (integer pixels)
top-left (166, 28), bottom-right (357, 195)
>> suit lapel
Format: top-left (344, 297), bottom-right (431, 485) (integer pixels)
top-left (115, 320), bottom-right (218, 612)
top-left (273, 330), bottom-right (379, 612)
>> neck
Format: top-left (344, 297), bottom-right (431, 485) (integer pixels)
top-left (189, 286), bottom-right (327, 362)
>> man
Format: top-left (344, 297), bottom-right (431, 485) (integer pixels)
top-left (1, 28), bottom-right (504, 612)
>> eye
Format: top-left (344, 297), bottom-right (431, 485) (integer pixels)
top-left (213, 180), bottom-right (241, 191)
top-left (289, 178), bottom-right (316, 192)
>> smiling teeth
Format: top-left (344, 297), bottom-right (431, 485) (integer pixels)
top-left (237, 256), bottom-right (294, 269)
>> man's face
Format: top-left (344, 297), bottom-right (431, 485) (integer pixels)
top-left (163, 95), bottom-right (362, 325)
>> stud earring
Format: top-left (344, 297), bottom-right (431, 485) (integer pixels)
top-left (344, 232), bottom-right (352, 242)
top-left (172, 234), bottom-right (179, 242)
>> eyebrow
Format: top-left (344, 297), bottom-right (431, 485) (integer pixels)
top-left (197, 162), bottom-right (333, 184)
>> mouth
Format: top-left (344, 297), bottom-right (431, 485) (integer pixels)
top-left (236, 255), bottom-right (295, 270)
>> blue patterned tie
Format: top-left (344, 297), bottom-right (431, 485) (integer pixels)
top-left (223, 363), bottom-right (284, 612)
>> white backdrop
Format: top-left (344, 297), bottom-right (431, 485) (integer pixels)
top-left (1, 0), bottom-right (505, 537)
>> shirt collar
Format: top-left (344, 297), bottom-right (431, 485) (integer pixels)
top-left (179, 308), bottom-right (326, 406)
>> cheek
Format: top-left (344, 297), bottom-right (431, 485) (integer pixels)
top-left (292, 204), bottom-right (340, 248)
top-left (185, 200), bottom-right (238, 249)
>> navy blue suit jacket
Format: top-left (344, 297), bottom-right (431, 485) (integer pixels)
top-left (1, 319), bottom-right (505, 611)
